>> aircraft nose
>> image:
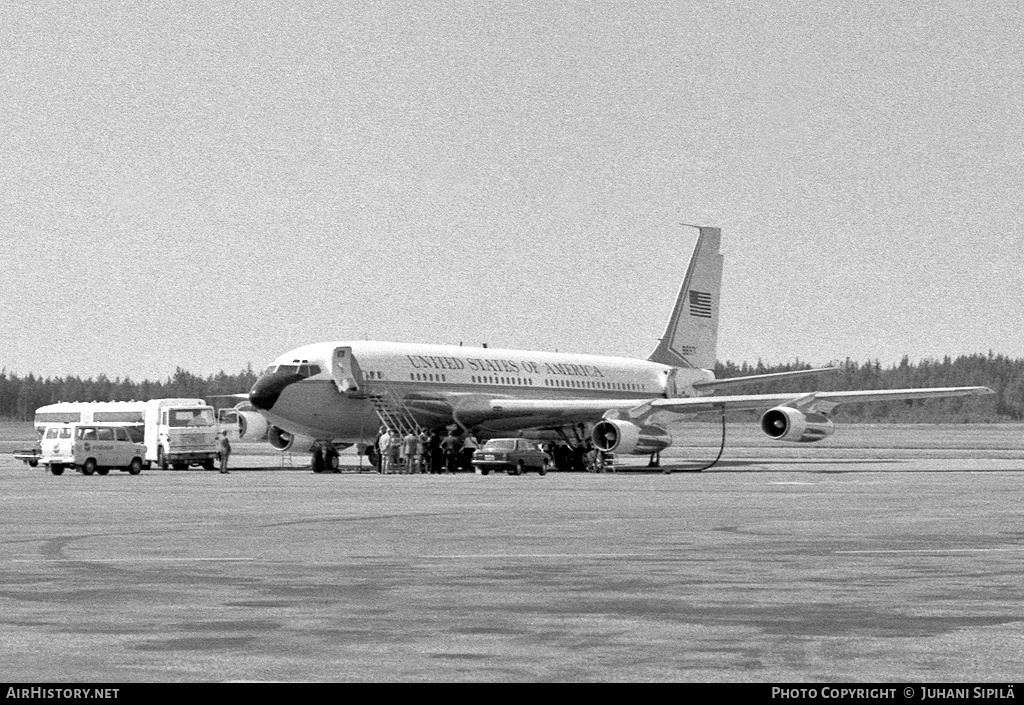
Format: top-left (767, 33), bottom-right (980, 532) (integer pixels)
top-left (249, 372), bottom-right (300, 411)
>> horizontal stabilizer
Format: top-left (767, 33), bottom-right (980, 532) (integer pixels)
top-left (692, 367), bottom-right (840, 392)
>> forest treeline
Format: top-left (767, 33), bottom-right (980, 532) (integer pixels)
top-left (0, 366), bottom-right (259, 421)
top-left (0, 353), bottom-right (1021, 422)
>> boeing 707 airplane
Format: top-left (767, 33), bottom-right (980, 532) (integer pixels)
top-left (238, 227), bottom-right (992, 469)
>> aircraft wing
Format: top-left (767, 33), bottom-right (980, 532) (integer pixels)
top-left (453, 386), bottom-right (993, 429)
top-left (644, 386), bottom-right (994, 416)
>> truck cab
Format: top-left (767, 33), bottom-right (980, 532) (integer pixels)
top-left (150, 403), bottom-right (219, 470)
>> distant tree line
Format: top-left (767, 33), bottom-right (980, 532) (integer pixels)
top-left (0, 353), bottom-right (1021, 422)
top-left (0, 366), bottom-right (259, 421)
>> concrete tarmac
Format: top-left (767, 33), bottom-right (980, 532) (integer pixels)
top-left (2, 430), bottom-right (1024, 682)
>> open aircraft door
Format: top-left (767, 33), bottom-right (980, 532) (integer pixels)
top-left (332, 347), bottom-right (365, 395)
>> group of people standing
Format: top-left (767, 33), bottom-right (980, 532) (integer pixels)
top-left (309, 427), bottom-right (614, 474)
top-left (375, 427), bottom-right (479, 474)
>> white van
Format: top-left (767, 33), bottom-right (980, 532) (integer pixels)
top-left (39, 423), bottom-right (77, 476)
top-left (70, 423), bottom-right (148, 476)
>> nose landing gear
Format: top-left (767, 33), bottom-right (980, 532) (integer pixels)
top-left (311, 441), bottom-right (340, 473)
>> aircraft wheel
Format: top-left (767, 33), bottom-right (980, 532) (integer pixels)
top-left (50, 464), bottom-right (64, 476)
top-left (82, 459), bottom-right (97, 476)
top-left (129, 458), bottom-right (143, 475)
top-left (311, 451), bottom-right (324, 473)
top-left (29, 459), bottom-right (38, 467)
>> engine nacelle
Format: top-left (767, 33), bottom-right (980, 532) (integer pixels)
top-left (760, 407), bottom-right (835, 443)
top-left (218, 404), bottom-right (270, 442)
top-left (592, 420), bottom-right (672, 455)
top-left (268, 425), bottom-right (317, 453)
top-left (234, 411), bottom-right (267, 441)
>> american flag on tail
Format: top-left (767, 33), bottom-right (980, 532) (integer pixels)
top-left (688, 290), bottom-right (712, 318)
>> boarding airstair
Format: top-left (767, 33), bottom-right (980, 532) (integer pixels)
top-left (368, 380), bottom-right (421, 436)
top-left (331, 346), bottom-right (421, 436)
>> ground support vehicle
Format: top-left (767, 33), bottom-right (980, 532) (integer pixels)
top-left (71, 423), bottom-right (147, 476)
top-left (34, 399), bottom-right (220, 470)
top-left (472, 438), bottom-right (551, 475)
top-left (146, 400), bottom-right (219, 470)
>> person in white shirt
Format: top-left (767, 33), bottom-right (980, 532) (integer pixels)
top-left (377, 428), bottom-right (391, 474)
top-left (461, 433), bottom-right (479, 473)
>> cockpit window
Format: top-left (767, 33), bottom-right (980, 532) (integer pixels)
top-left (273, 363), bottom-right (321, 378)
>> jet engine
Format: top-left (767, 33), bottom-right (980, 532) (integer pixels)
top-left (268, 425), bottom-right (317, 453)
top-left (760, 406), bottom-right (834, 443)
top-left (237, 410), bottom-right (269, 442)
top-left (592, 420), bottom-right (672, 455)
top-left (219, 403), bottom-right (270, 442)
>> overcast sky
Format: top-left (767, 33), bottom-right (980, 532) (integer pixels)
top-left (2, 1), bottom-right (1022, 382)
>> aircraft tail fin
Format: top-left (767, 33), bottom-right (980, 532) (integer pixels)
top-left (648, 226), bottom-right (723, 370)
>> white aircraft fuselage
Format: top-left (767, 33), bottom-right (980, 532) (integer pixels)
top-left (249, 340), bottom-right (713, 444)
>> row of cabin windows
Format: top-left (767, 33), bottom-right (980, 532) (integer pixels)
top-left (403, 372), bottom-right (646, 391)
top-left (545, 378), bottom-right (646, 391)
top-left (410, 372), bottom-right (448, 382)
top-left (409, 373), bottom-right (532, 385)
top-left (469, 375), bottom-right (533, 385)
